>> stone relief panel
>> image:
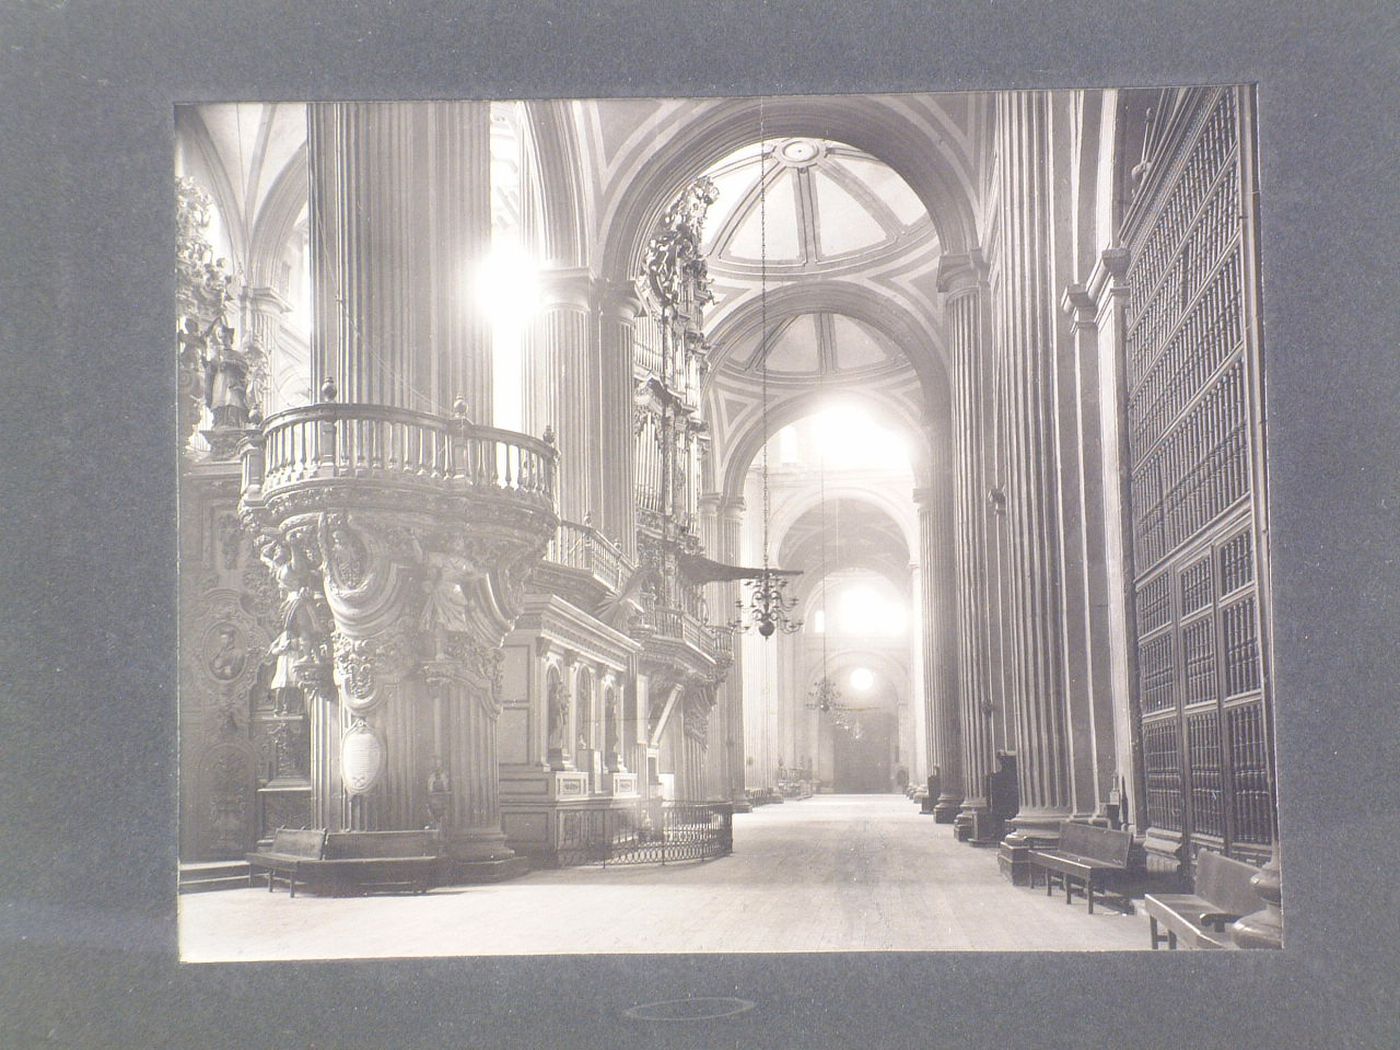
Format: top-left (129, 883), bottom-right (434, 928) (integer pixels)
top-left (181, 474), bottom-right (311, 860)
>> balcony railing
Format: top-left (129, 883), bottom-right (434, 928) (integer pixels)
top-left (547, 519), bottom-right (635, 593)
top-left (242, 403), bottom-right (557, 508)
top-left (649, 606), bottom-right (731, 663)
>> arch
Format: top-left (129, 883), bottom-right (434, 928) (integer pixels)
top-left (801, 646), bottom-right (909, 709)
top-left (522, 99), bottom-right (589, 268)
top-left (598, 95), bottom-right (978, 288)
top-left (175, 106), bottom-right (247, 267)
top-left (717, 384), bottom-right (930, 508)
top-left (769, 484), bottom-right (920, 602)
top-left (246, 142), bottom-right (308, 290)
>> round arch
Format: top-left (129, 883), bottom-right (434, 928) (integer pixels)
top-left (521, 99), bottom-right (589, 268)
top-left (717, 385), bottom-right (929, 507)
top-left (246, 143), bottom-right (308, 290)
top-left (598, 95), bottom-right (978, 287)
top-left (801, 647), bottom-right (909, 707)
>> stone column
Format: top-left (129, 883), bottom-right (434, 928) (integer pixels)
top-left (598, 283), bottom-right (643, 560)
top-left (271, 102), bottom-right (552, 881)
top-left (307, 102), bottom-right (492, 419)
top-left (914, 477), bottom-right (962, 822)
top-left (524, 271), bottom-right (595, 524)
top-left (994, 91), bottom-right (1075, 880)
top-left (1061, 251), bottom-right (1134, 824)
top-left (939, 251), bottom-right (1000, 842)
top-left (906, 559), bottom-right (928, 788)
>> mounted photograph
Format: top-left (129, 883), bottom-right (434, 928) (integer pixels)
top-left (175, 87), bottom-right (1282, 960)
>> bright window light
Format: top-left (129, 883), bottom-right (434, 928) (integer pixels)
top-left (837, 583), bottom-right (906, 636)
top-left (478, 238), bottom-right (540, 327)
top-left (812, 404), bottom-right (908, 471)
top-left (849, 667), bottom-right (876, 693)
top-left (481, 237), bottom-right (539, 432)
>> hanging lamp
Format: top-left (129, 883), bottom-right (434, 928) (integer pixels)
top-left (731, 102), bottom-right (801, 639)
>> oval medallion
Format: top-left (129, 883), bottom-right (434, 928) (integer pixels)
top-left (341, 722), bottom-right (385, 795)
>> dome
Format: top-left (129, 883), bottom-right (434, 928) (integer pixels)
top-left (699, 138), bottom-right (935, 275)
top-left (726, 310), bottom-right (905, 378)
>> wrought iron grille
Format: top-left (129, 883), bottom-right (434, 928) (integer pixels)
top-left (554, 801), bottom-right (734, 868)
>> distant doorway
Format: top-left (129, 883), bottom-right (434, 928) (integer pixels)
top-left (831, 712), bottom-right (895, 792)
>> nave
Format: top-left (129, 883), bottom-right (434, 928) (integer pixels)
top-left (181, 795), bottom-right (1147, 961)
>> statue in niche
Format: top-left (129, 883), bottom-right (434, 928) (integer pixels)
top-left (605, 697), bottom-right (622, 769)
top-left (546, 678), bottom-right (568, 751)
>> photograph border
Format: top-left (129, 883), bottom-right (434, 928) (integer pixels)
top-left (1, 1), bottom-right (1396, 1046)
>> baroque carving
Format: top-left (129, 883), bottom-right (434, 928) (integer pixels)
top-left (255, 531), bottom-right (333, 700)
top-left (176, 176), bottom-right (269, 458)
top-left (333, 625), bottom-right (423, 712)
top-left (643, 176), bottom-right (719, 318)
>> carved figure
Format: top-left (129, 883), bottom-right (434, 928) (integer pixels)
top-left (420, 549), bottom-right (476, 655)
top-left (546, 677), bottom-right (568, 750)
top-left (257, 535), bottom-right (329, 690)
top-left (208, 624), bottom-right (247, 682)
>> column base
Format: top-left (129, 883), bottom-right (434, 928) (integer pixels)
top-left (1230, 852), bottom-right (1283, 949)
top-left (933, 793), bottom-right (963, 824)
top-left (998, 812), bottom-right (1068, 884)
top-left (444, 827), bottom-right (518, 865)
top-left (954, 801), bottom-right (1001, 845)
top-left (442, 854), bottom-right (532, 884)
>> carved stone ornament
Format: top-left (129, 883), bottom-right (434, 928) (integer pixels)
top-left (321, 512), bottom-right (371, 593)
top-left (643, 176), bottom-right (719, 318)
top-left (332, 629), bottom-right (421, 712)
top-left (341, 720), bottom-right (386, 796)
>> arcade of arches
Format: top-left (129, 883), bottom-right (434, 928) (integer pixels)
top-left (177, 87), bottom-right (1281, 952)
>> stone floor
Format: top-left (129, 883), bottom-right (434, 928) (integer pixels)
top-left (180, 794), bottom-right (1152, 961)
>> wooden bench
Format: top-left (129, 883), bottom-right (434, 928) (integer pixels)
top-left (315, 830), bottom-right (443, 895)
top-left (1028, 822), bottom-right (1134, 914)
top-left (246, 828), bottom-right (443, 896)
top-left (1143, 849), bottom-right (1261, 949)
top-left (246, 828), bottom-right (326, 897)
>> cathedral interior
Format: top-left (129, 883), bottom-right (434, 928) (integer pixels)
top-left (174, 87), bottom-right (1282, 956)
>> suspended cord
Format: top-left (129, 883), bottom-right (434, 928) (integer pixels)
top-left (759, 98), bottom-right (770, 575)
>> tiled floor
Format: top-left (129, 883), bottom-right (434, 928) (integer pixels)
top-left (180, 794), bottom-right (1152, 961)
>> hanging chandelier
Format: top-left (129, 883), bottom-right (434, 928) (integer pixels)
top-left (731, 100), bottom-right (801, 640)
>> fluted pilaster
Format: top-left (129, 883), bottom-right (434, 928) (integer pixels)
top-left (939, 252), bottom-right (999, 840)
top-left (307, 102), bottom-right (492, 418)
top-left (525, 271), bottom-right (595, 523)
top-left (995, 91), bottom-right (1074, 851)
top-left (599, 284), bottom-right (643, 559)
top-left (915, 480), bottom-right (962, 821)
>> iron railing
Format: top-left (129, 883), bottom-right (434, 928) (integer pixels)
top-left (555, 801), bottom-right (734, 867)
